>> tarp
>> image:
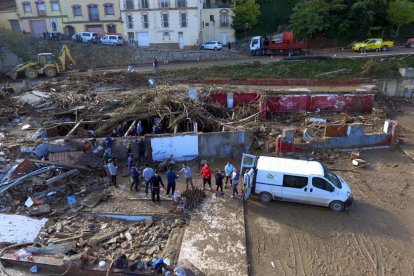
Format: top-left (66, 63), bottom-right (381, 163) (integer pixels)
top-left (151, 135), bottom-right (198, 161)
top-left (0, 214), bottom-right (47, 243)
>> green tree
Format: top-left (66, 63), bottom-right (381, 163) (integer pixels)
top-left (290, 0), bottom-right (347, 39)
top-left (387, 0), bottom-right (414, 40)
top-left (232, 0), bottom-right (261, 37)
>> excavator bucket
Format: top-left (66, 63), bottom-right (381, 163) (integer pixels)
top-left (5, 69), bottom-right (17, 81)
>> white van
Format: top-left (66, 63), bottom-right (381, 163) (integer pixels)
top-left (241, 154), bottom-right (353, 211)
top-left (100, 34), bottom-right (124, 46)
top-left (72, 32), bottom-right (99, 43)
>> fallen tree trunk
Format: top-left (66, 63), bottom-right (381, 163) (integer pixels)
top-left (66, 119), bottom-right (84, 137)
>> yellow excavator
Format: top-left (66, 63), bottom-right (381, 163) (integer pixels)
top-left (6, 44), bottom-right (76, 80)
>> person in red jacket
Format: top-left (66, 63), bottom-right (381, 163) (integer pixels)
top-left (200, 164), bottom-right (212, 190)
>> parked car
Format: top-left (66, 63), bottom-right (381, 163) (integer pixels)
top-left (352, 38), bottom-right (394, 52)
top-left (72, 32), bottom-right (99, 44)
top-left (100, 34), bottom-right (124, 46)
top-left (241, 154), bottom-right (353, 212)
top-left (199, 41), bottom-right (223, 50)
top-left (405, 38), bottom-right (414, 48)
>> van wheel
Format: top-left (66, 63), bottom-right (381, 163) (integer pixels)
top-left (259, 192), bottom-right (272, 203)
top-left (255, 50), bottom-right (262, 56)
top-left (329, 201), bottom-right (345, 212)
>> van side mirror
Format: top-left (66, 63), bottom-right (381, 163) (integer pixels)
top-left (330, 186), bottom-right (335, 193)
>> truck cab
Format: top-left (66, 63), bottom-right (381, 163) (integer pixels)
top-left (250, 36), bottom-right (263, 56)
top-left (242, 154), bottom-right (353, 212)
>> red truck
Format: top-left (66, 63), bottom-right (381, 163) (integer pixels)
top-left (250, 32), bottom-right (309, 56)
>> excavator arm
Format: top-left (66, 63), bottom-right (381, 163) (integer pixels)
top-left (57, 44), bottom-right (76, 71)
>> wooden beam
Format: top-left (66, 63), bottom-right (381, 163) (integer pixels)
top-left (124, 119), bottom-right (137, 137)
top-left (66, 119), bottom-right (84, 137)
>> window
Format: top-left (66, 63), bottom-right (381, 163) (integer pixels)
top-left (104, 3), bottom-right (114, 15)
top-left (125, 0), bottom-right (134, 9)
top-left (176, 0), bottom-right (186, 8)
top-left (220, 9), bottom-right (229, 26)
top-left (23, 2), bottom-right (31, 13)
top-left (72, 5), bottom-right (82, 16)
top-left (323, 165), bottom-right (341, 188)
top-left (88, 4), bottom-right (99, 21)
top-left (126, 14), bottom-right (133, 29)
top-left (50, 19), bottom-right (57, 31)
top-left (210, 15), bottom-right (214, 22)
top-left (128, 32), bottom-right (134, 45)
top-left (163, 31), bottom-right (170, 40)
top-left (50, 0), bottom-right (60, 11)
top-left (159, 0), bottom-right (169, 8)
top-left (107, 24), bottom-right (116, 33)
top-left (312, 177), bottom-right (334, 192)
top-left (282, 175), bottom-right (308, 189)
top-left (36, 1), bottom-right (46, 16)
top-left (180, 12), bottom-right (187, 28)
top-left (162, 13), bottom-right (169, 28)
top-left (140, 0), bottom-right (149, 9)
top-left (142, 13), bottom-right (149, 28)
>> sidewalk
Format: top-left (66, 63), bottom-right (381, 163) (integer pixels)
top-left (178, 194), bottom-right (248, 276)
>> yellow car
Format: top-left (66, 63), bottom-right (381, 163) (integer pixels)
top-left (352, 38), bottom-right (394, 52)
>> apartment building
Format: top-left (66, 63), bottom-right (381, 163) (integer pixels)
top-left (14, 0), bottom-right (122, 37)
top-left (120, 0), bottom-right (234, 48)
top-left (61, 0), bottom-right (122, 37)
top-left (0, 0), bottom-right (20, 33)
top-left (120, 0), bottom-right (200, 48)
top-left (201, 0), bottom-right (234, 45)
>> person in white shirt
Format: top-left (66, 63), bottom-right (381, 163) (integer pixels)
top-left (107, 159), bottom-right (118, 186)
top-left (179, 163), bottom-right (194, 190)
top-left (143, 163), bottom-right (155, 197)
top-left (231, 168), bottom-right (240, 198)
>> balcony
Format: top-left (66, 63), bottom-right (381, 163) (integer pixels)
top-left (203, 0), bottom-right (231, 9)
top-left (220, 21), bottom-right (229, 27)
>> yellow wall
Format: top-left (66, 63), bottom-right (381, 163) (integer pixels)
top-left (0, 10), bottom-right (19, 31)
top-left (13, 0), bottom-right (123, 36)
top-left (61, 0), bottom-right (123, 35)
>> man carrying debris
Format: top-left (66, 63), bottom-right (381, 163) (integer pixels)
top-left (143, 163), bottom-right (154, 197)
top-left (200, 163), bottom-right (212, 190)
top-left (138, 138), bottom-right (146, 163)
top-left (107, 159), bottom-right (118, 187)
top-left (179, 163), bottom-right (194, 190)
top-left (130, 162), bottom-right (140, 192)
top-left (166, 167), bottom-right (178, 196)
top-left (150, 170), bottom-right (165, 202)
top-left (224, 161), bottom-right (234, 188)
top-left (231, 168), bottom-right (240, 198)
top-left (105, 135), bottom-right (115, 157)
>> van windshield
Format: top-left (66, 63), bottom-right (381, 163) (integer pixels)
top-left (323, 165), bottom-right (342, 189)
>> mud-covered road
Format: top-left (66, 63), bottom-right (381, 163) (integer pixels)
top-left (245, 104), bottom-right (414, 276)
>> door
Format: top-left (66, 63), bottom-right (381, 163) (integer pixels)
top-left (310, 177), bottom-right (334, 206)
top-left (30, 20), bottom-right (47, 37)
top-left (243, 168), bottom-right (255, 200)
top-left (128, 32), bottom-right (135, 46)
top-left (86, 25), bottom-right (104, 36)
top-left (221, 32), bottom-right (227, 45)
top-left (367, 39), bottom-right (379, 50)
top-left (178, 33), bottom-right (184, 49)
top-left (138, 32), bottom-right (149, 47)
top-left (240, 153), bottom-right (257, 174)
top-left (282, 174), bottom-right (310, 204)
top-left (9, 20), bottom-right (21, 33)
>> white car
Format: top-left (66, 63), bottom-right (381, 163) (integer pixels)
top-left (72, 32), bottom-right (99, 44)
top-left (100, 34), bottom-right (124, 46)
top-left (199, 41), bottom-right (223, 50)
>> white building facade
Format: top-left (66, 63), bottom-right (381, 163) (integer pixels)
top-left (201, 0), bottom-right (234, 45)
top-left (119, 0), bottom-right (235, 48)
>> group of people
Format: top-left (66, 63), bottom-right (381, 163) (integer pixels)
top-left (105, 158), bottom-right (241, 203)
top-left (199, 161), bottom-right (240, 198)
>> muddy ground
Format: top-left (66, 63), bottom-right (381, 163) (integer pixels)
top-left (245, 102), bottom-right (414, 276)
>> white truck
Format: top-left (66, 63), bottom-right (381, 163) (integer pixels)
top-left (241, 154), bottom-right (353, 212)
